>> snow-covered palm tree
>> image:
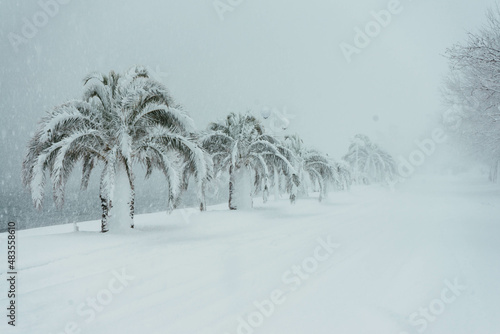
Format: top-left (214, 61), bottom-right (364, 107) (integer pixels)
top-left (284, 134), bottom-right (344, 202)
top-left (201, 113), bottom-right (298, 210)
top-left (333, 160), bottom-right (352, 191)
top-left (343, 134), bottom-right (396, 184)
top-left (22, 66), bottom-right (210, 232)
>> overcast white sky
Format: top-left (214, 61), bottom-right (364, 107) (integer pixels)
top-left (0, 0), bottom-right (496, 188)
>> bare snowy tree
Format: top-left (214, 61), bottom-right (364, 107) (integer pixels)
top-left (22, 66), bottom-right (210, 232)
top-left (442, 6), bottom-right (500, 181)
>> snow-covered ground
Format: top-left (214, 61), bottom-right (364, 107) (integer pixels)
top-left (1, 175), bottom-right (500, 334)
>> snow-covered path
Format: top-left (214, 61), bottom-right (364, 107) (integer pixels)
top-left (1, 176), bottom-right (499, 334)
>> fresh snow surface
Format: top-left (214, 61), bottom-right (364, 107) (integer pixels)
top-left (1, 175), bottom-right (500, 334)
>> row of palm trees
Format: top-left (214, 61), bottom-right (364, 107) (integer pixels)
top-left (22, 66), bottom-right (353, 233)
top-left (343, 134), bottom-right (396, 185)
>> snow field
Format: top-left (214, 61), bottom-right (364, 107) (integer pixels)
top-left (1, 175), bottom-right (499, 334)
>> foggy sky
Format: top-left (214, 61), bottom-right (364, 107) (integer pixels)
top-left (0, 0), bottom-right (496, 202)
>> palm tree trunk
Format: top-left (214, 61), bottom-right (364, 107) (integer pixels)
top-left (273, 168), bottom-right (280, 201)
top-left (99, 160), bottom-right (115, 233)
top-left (200, 181), bottom-right (207, 211)
top-left (129, 186), bottom-right (135, 228)
top-left (229, 165), bottom-right (254, 209)
top-left (100, 195), bottom-right (111, 233)
top-left (489, 161), bottom-right (499, 183)
top-left (125, 165), bottom-right (135, 228)
top-left (289, 180), bottom-right (297, 204)
top-left (229, 165), bottom-right (236, 210)
top-left (263, 183), bottom-right (269, 203)
top-left (318, 178), bottom-right (324, 203)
